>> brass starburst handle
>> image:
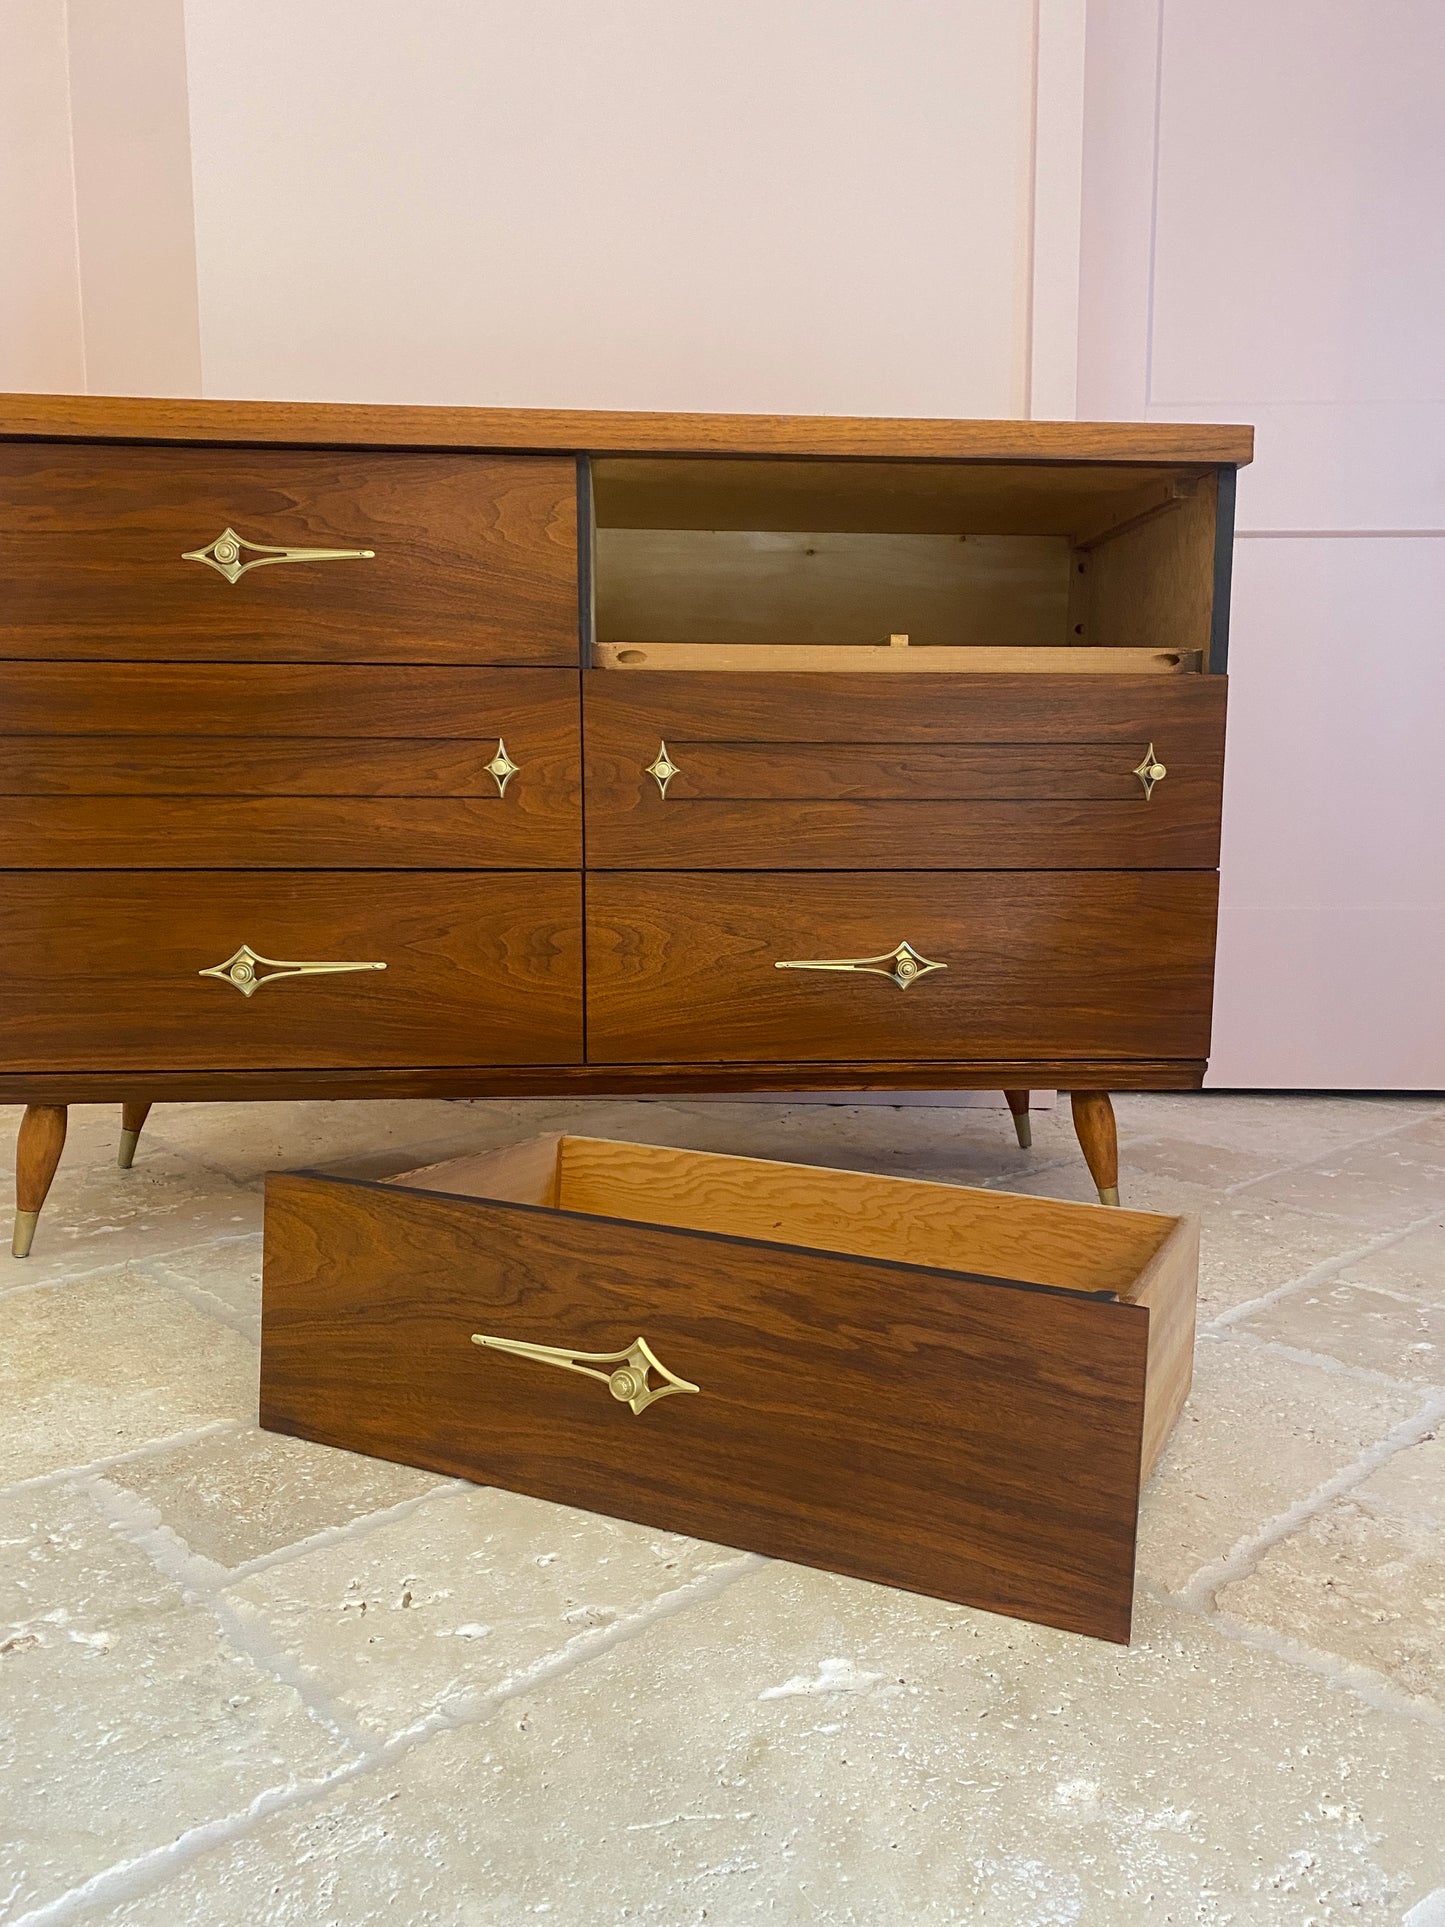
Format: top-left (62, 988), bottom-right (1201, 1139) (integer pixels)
top-left (1133, 743), bottom-right (1168, 799)
top-left (485, 740), bottom-right (521, 796)
top-left (182, 526), bottom-right (376, 584)
top-left (775, 940), bottom-right (946, 991)
top-left (471, 1333), bottom-right (700, 1416)
top-left (198, 943), bottom-right (387, 999)
top-left (645, 741), bottom-right (681, 798)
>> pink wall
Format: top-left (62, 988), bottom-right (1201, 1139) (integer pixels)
top-left (0, 0), bottom-right (85, 390)
top-left (1080, 0), bottom-right (1445, 1088)
top-left (181, 0), bottom-right (1045, 418)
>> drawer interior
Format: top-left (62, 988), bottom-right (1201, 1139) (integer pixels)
top-left (389, 1132), bottom-right (1179, 1301)
top-left (590, 456), bottom-right (1222, 669)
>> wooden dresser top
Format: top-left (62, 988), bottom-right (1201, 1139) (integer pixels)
top-left (0, 394), bottom-right (1253, 466)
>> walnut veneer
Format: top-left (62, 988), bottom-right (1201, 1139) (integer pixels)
top-left (0, 396), bottom-right (1249, 1254)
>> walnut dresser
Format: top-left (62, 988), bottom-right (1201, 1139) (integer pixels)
top-left (0, 396), bottom-right (1251, 1256)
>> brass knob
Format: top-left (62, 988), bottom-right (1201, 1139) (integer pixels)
top-left (1133, 744), bottom-right (1168, 800)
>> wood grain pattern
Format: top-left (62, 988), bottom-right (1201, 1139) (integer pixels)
top-left (585, 670), bottom-right (1227, 744)
top-left (1084, 477), bottom-right (1219, 657)
top-left (0, 445), bottom-right (577, 664)
top-left (1070, 1092), bottom-right (1121, 1201)
top-left (0, 1059), bottom-right (1208, 1105)
top-left (432, 1133), bottom-right (1180, 1298)
top-left (0, 664), bottom-right (577, 737)
top-left (586, 871), bottom-right (1218, 1064)
top-left (261, 1171), bottom-right (1152, 1640)
top-left (15, 1103), bottom-right (67, 1214)
top-left (0, 798), bottom-right (581, 870)
top-left (595, 528), bottom-right (1070, 651)
top-left (0, 666), bottom-right (581, 867)
top-left (583, 674), bottom-right (1226, 871)
top-left (0, 394), bottom-right (1255, 464)
top-left (0, 872), bottom-right (583, 1070)
top-left (1131, 1214), bottom-right (1200, 1481)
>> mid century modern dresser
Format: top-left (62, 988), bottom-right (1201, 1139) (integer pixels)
top-left (0, 397), bottom-right (1250, 1255)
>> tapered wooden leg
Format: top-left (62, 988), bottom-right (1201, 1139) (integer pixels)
top-left (118, 1101), bottom-right (153, 1171)
top-left (1002, 1089), bottom-right (1032, 1149)
top-left (14, 1104), bottom-right (68, 1258)
top-left (1069, 1092), bottom-right (1119, 1206)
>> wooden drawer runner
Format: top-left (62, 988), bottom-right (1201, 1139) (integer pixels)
top-left (584, 672), bottom-right (1225, 868)
top-left (586, 871), bottom-right (1217, 1063)
top-left (0, 873), bottom-right (583, 1070)
top-left (262, 1133), bottom-right (1201, 1642)
top-left (0, 445), bottom-right (578, 664)
top-left (0, 666), bottom-right (580, 867)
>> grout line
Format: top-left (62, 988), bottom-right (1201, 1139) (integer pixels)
top-left (1205, 1206), bottom-right (1445, 1334)
top-left (1221, 1105), bottom-right (1445, 1203)
top-left (1172, 1389), bottom-right (1445, 1617)
top-left (82, 1474), bottom-right (377, 1755)
top-left (1208, 1327), bottom-right (1442, 1396)
top-left (1, 1421), bottom-right (245, 1499)
top-left (0, 1230), bottom-right (260, 1304)
top-left (217, 1479), bottom-right (471, 1587)
top-left (12, 1549), bottom-right (767, 1927)
top-left (1137, 1578), bottom-right (1445, 1736)
top-left (144, 1263), bottom-right (261, 1346)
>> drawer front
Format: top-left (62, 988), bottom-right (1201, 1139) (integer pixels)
top-left (586, 871), bottom-right (1217, 1063)
top-left (262, 1173), bottom-right (1151, 1641)
top-left (0, 873), bottom-right (582, 1069)
top-left (0, 445), bottom-right (578, 664)
top-left (584, 672), bottom-right (1225, 868)
top-left (0, 666), bottom-right (580, 867)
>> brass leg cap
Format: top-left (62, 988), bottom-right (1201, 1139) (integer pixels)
top-left (117, 1129), bottom-right (141, 1171)
top-left (1012, 1114), bottom-right (1032, 1150)
top-left (1098, 1185), bottom-right (1121, 1207)
top-left (12, 1209), bottom-right (39, 1259)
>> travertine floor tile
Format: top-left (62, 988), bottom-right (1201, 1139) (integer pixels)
top-left (1112, 1092), bottom-right (1440, 1161)
top-left (108, 1428), bottom-right (449, 1573)
top-left (1389, 1111), bottom-right (1445, 1153)
top-left (91, 1573), bottom-right (1445, 1927)
top-left (1136, 1337), bottom-right (1421, 1592)
top-left (1230, 1137), bottom-right (1445, 1231)
top-left (1195, 1199), bottom-right (1372, 1320)
top-left (0, 1270), bottom-right (257, 1485)
top-left (981, 1160), bottom-right (1221, 1215)
top-left (1331, 1219), bottom-right (1445, 1306)
top-left (1114, 1132), bottom-right (1294, 1191)
top-left (7, 1092), bottom-right (1445, 1927)
top-left (1233, 1280), bottom-right (1445, 1385)
top-left (148, 1234), bottom-right (263, 1339)
top-left (223, 1485), bottom-right (749, 1743)
top-left (0, 1144), bottom-right (260, 1289)
top-left (0, 1484), bottom-right (349, 1921)
top-left (1219, 1431), bottom-right (1445, 1710)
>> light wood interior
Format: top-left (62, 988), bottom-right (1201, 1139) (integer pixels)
top-left (390, 1133), bottom-right (1179, 1300)
top-left (594, 643), bottom-right (1201, 674)
top-left (591, 458), bottom-right (1207, 537)
top-left (590, 457), bottom-right (1219, 664)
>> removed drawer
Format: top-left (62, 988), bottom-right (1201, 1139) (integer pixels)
top-left (0, 873), bottom-right (582, 1070)
top-left (0, 444), bottom-right (578, 664)
top-left (0, 666), bottom-right (581, 868)
top-left (584, 671), bottom-right (1225, 868)
top-left (261, 1132), bottom-right (1200, 1642)
top-left (586, 871), bottom-right (1217, 1063)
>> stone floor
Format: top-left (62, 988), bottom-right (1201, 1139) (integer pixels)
top-left (3, 1092), bottom-right (1444, 1927)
